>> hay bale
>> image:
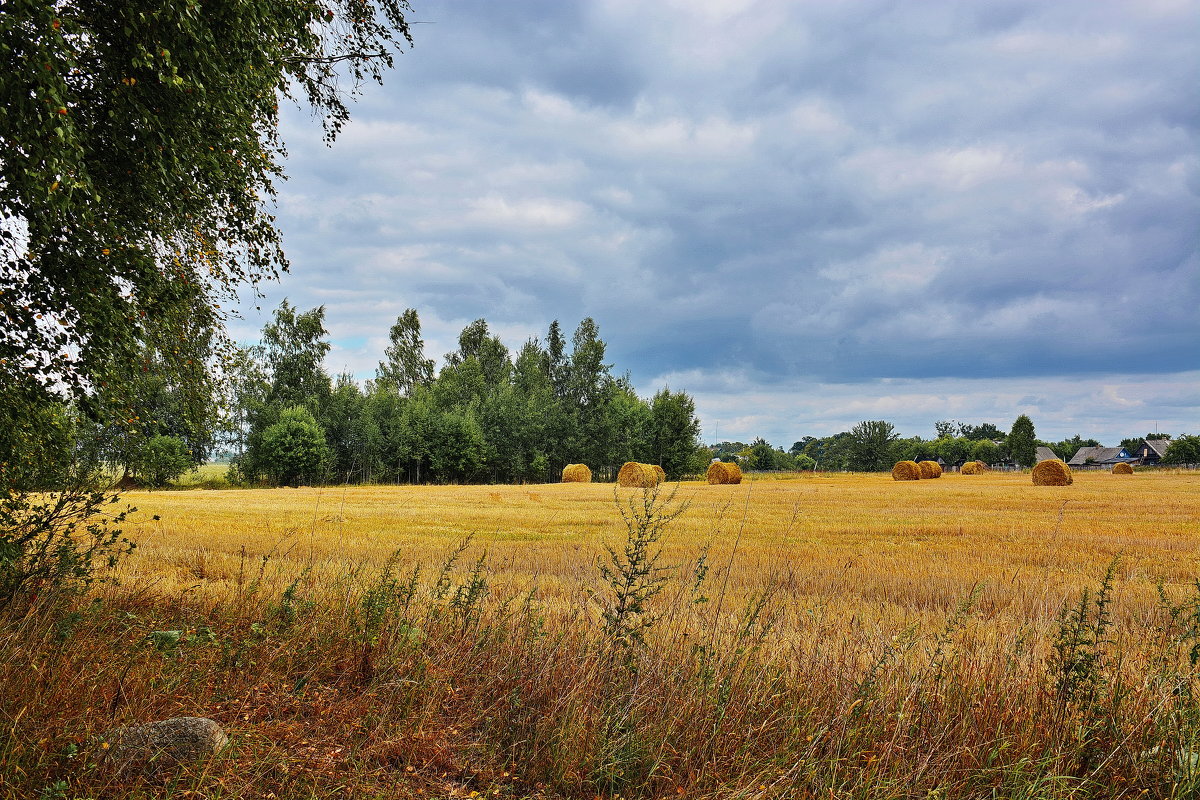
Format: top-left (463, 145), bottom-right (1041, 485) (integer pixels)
top-left (1032, 459), bottom-right (1073, 486)
top-left (652, 464), bottom-right (666, 483)
top-left (562, 463), bottom-right (592, 483)
top-left (918, 460), bottom-right (942, 479)
top-left (960, 461), bottom-right (982, 475)
top-left (706, 461), bottom-right (743, 484)
top-left (892, 460), bottom-right (922, 481)
top-left (617, 462), bottom-right (662, 488)
top-left (1111, 462), bottom-right (1134, 475)
top-left (975, 460), bottom-right (991, 471)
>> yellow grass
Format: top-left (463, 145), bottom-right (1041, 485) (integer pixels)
top-left (119, 471), bottom-right (1200, 642)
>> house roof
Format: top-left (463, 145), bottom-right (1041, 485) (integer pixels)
top-left (1068, 446), bottom-right (1131, 465)
top-left (1142, 438), bottom-right (1171, 457)
top-left (1035, 446), bottom-right (1061, 463)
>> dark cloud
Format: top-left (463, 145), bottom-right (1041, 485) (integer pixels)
top-left (238, 0), bottom-right (1199, 445)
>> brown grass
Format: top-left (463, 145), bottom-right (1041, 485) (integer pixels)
top-left (891, 460), bottom-right (921, 481)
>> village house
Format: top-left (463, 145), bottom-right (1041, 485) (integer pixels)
top-left (1067, 446), bottom-right (1136, 470)
top-left (1132, 438), bottom-right (1171, 466)
top-left (1035, 446), bottom-right (1061, 463)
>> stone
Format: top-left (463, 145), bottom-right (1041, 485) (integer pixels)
top-left (103, 716), bottom-right (227, 772)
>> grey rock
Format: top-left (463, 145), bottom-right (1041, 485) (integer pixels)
top-left (103, 716), bottom-right (227, 771)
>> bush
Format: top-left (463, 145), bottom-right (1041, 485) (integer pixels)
top-left (134, 435), bottom-right (193, 487)
top-left (260, 407), bottom-right (331, 486)
top-left (0, 486), bottom-right (135, 610)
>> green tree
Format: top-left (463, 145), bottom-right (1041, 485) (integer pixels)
top-left (234, 301), bottom-right (332, 482)
top-left (847, 420), bottom-right (898, 472)
top-left (971, 439), bottom-right (1000, 466)
top-left (1162, 435), bottom-right (1200, 466)
top-left (135, 435), bottom-right (193, 488)
top-left (961, 422), bottom-right (1005, 441)
top-left (1, 0), bottom-right (414, 461)
top-left (376, 309), bottom-right (434, 396)
top-left (428, 409), bottom-right (484, 483)
top-left (933, 436), bottom-right (971, 466)
top-left (259, 406), bottom-right (329, 487)
top-left (648, 389), bottom-right (703, 479)
top-left (260, 301), bottom-right (332, 413)
top-left (1007, 415), bottom-right (1037, 468)
top-left (1048, 434), bottom-right (1100, 462)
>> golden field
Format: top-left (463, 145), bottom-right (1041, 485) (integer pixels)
top-left (124, 470), bottom-right (1199, 642)
top-left (5, 470), bottom-right (1199, 799)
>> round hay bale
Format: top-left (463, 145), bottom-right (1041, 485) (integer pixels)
top-left (960, 461), bottom-right (982, 475)
top-left (652, 464), bottom-right (666, 483)
top-left (617, 462), bottom-right (662, 488)
top-left (562, 463), bottom-right (592, 483)
top-left (706, 461), bottom-right (743, 484)
top-left (892, 460), bottom-right (922, 481)
top-left (1032, 459), bottom-right (1073, 486)
top-left (1111, 462), bottom-right (1134, 475)
top-left (974, 460), bottom-right (991, 471)
top-left (918, 460), bottom-right (942, 479)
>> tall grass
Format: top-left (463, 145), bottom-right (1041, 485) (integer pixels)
top-left (1, 475), bottom-right (1198, 798)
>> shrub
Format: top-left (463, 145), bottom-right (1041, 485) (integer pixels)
top-left (562, 463), bottom-right (592, 483)
top-left (134, 435), bottom-right (193, 488)
top-left (1032, 459), bottom-right (1073, 486)
top-left (0, 486), bottom-right (135, 609)
top-left (260, 406), bottom-right (331, 486)
top-left (918, 460), bottom-right (942, 479)
top-left (891, 460), bottom-right (921, 481)
top-left (706, 461), bottom-right (742, 484)
top-left (1111, 462), bottom-right (1134, 475)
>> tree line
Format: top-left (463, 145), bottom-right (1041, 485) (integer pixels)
top-left (714, 417), bottom-right (1200, 472)
top-left (9, 303), bottom-right (709, 488)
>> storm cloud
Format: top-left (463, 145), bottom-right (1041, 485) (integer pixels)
top-left (233, 0), bottom-right (1199, 446)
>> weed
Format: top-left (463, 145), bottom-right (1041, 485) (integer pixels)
top-left (597, 484), bottom-right (688, 650)
top-left (0, 485), bottom-right (136, 610)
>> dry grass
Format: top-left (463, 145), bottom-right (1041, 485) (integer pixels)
top-left (3, 472), bottom-right (1200, 799)
top-left (113, 472), bottom-right (1198, 618)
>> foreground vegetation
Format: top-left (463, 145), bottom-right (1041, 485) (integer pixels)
top-left (2, 471), bottom-right (1198, 798)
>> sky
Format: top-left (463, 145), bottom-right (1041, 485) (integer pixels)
top-left (230, 0), bottom-right (1199, 448)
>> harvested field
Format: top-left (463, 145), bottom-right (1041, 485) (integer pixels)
top-left (4, 471), bottom-right (1198, 799)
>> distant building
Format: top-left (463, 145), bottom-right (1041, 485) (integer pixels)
top-left (1133, 438), bottom-right (1171, 466)
top-left (1035, 446), bottom-right (1061, 463)
top-left (1068, 446), bottom-right (1135, 470)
